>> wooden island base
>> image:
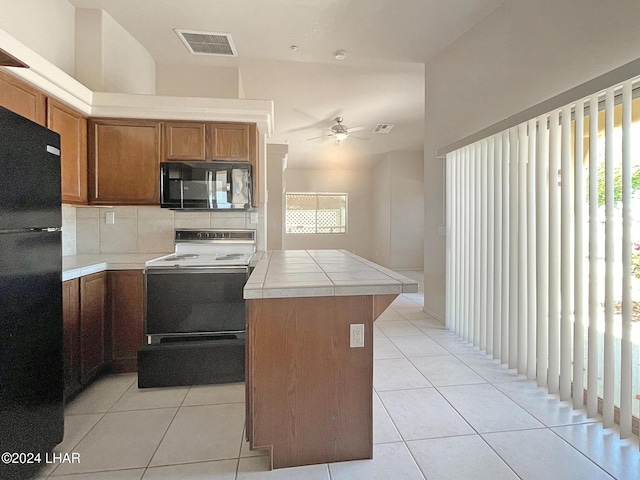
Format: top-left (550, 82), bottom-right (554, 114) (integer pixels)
top-left (245, 294), bottom-right (396, 469)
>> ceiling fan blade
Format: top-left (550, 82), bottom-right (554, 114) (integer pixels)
top-left (348, 125), bottom-right (366, 133)
top-left (307, 133), bottom-right (333, 141)
top-left (349, 135), bottom-right (370, 141)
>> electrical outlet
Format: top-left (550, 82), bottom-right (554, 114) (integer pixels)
top-left (106, 211), bottom-right (115, 225)
top-left (250, 212), bottom-right (258, 224)
top-left (350, 324), bottom-right (364, 348)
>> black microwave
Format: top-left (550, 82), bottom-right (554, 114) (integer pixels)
top-left (160, 161), bottom-right (252, 210)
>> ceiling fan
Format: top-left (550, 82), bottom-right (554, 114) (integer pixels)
top-left (307, 117), bottom-right (369, 143)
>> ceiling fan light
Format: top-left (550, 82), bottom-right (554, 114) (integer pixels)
top-left (335, 132), bottom-right (348, 142)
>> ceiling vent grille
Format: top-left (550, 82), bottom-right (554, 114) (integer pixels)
top-left (175, 29), bottom-right (237, 56)
top-left (372, 123), bottom-right (395, 134)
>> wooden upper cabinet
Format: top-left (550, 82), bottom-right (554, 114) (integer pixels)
top-left (89, 119), bottom-right (161, 205)
top-left (206, 123), bottom-right (251, 161)
top-left (163, 122), bottom-right (206, 160)
top-left (0, 68), bottom-right (46, 125)
top-left (47, 99), bottom-right (88, 204)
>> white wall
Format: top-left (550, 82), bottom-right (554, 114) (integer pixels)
top-left (283, 168), bottom-right (372, 259)
top-left (0, 0), bottom-right (75, 75)
top-left (75, 8), bottom-right (155, 94)
top-left (156, 64), bottom-right (242, 99)
top-left (423, 0), bottom-right (640, 319)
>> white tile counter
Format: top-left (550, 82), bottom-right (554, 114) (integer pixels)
top-left (244, 249), bottom-right (419, 299)
top-left (62, 253), bottom-right (170, 281)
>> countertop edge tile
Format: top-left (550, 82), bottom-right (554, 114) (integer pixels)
top-left (62, 253), bottom-right (171, 280)
top-left (245, 250), bottom-right (418, 299)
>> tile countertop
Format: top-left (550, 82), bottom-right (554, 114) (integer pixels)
top-left (244, 250), bottom-right (419, 299)
top-left (62, 253), bottom-right (171, 281)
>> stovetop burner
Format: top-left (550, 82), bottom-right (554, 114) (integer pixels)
top-left (165, 253), bottom-right (200, 260)
top-left (216, 254), bottom-right (243, 260)
top-left (146, 229), bottom-right (256, 269)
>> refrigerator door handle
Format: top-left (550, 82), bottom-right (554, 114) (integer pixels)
top-left (46, 145), bottom-right (61, 156)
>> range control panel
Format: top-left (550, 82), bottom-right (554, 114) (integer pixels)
top-left (174, 229), bottom-right (255, 243)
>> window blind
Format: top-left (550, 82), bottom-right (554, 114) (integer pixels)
top-left (446, 78), bottom-right (639, 441)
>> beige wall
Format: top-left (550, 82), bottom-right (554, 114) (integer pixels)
top-left (0, 0), bottom-right (75, 75)
top-left (371, 157), bottom-right (391, 267)
top-left (75, 8), bottom-right (155, 94)
top-left (390, 152), bottom-right (424, 270)
top-left (156, 64), bottom-right (242, 99)
top-left (266, 144), bottom-right (288, 250)
top-left (423, 0), bottom-right (640, 319)
top-left (371, 152), bottom-right (424, 270)
top-left (283, 168), bottom-right (372, 259)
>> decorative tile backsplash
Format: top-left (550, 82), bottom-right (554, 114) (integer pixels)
top-left (63, 206), bottom-right (258, 255)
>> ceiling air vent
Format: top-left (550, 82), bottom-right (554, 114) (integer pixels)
top-left (175, 29), bottom-right (237, 57)
top-left (372, 123), bottom-right (395, 134)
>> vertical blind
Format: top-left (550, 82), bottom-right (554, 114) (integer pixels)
top-left (445, 78), bottom-right (640, 440)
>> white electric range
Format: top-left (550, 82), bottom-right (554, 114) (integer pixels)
top-left (145, 229), bottom-right (256, 269)
top-left (139, 229), bottom-right (256, 388)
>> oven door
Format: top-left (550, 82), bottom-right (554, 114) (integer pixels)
top-left (145, 267), bottom-right (248, 342)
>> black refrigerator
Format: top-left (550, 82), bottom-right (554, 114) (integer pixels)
top-left (0, 106), bottom-right (64, 480)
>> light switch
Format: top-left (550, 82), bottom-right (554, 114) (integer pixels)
top-left (106, 211), bottom-right (115, 225)
top-left (250, 212), bottom-right (258, 224)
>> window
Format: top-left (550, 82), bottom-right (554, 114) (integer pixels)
top-left (286, 193), bottom-right (347, 234)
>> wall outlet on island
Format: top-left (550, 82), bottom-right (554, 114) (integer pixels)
top-left (350, 324), bottom-right (364, 348)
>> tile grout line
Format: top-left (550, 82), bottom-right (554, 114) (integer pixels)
top-left (546, 426), bottom-right (618, 479)
top-left (379, 316), bottom-right (537, 480)
top-left (139, 383), bottom-right (190, 478)
top-left (46, 376), bottom-right (137, 478)
top-left (405, 321), bottom-right (619, 478)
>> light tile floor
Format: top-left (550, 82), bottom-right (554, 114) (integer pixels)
top-left (35, 289), bottom-right (640, 480)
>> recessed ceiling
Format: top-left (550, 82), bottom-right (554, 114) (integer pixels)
top-left (68, 0), bottom-right (505, 168)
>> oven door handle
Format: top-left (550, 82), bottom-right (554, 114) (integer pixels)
top-left (145, 266), bottom-right (249, 275)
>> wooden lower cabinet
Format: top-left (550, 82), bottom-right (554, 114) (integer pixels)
top-left (246, 295), bottom-right (381, 469)
top-left (80, 271), bottom-right (107, 384)
top-left (62, 278), bottom-right (81, 399)
top-left (107, 270), bottom-right (145, 373)
top-left (63, 270), bottom-right (144, 401)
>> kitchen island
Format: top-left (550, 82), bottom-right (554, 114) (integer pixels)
top-left (244, 250), bottom-right (418, 469)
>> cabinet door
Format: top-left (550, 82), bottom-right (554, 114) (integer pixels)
top-left (164, 122), bottom-right (206, 160)
top-left (107, 270), bottom-right (144, 373)
top-left (47, 99), bottom-right (88, 204)
top-left (80, 271), bottom-right (106, 383)
top-left (0, 69), bottom-right (46, 125)
top-left (89, 119), bottom-right (161, 205)
top-left (62, 278), bottom-right (81, 399)
top-left (206, 123), bottom-right (250, 161)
